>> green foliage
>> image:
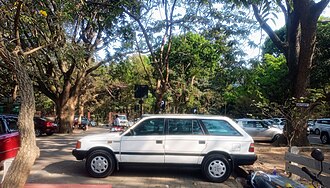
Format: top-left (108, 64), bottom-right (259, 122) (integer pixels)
top-left (161, 32), bottom-right (230, 113)
top-left (255, 54), bottom-right (289, 103)
top-left (311, 21), bottom-right (330, 89)
top-left (262, 27), bottom-right (286, 56)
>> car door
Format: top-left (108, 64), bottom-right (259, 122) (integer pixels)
top-left (120, 118), bottom-right (165, 163)
top-left (0, 117), bottom-right (20, 163)
top-left (164, 119), bottom-right (206, 164)
top-left (241, 121), bottom-right (259, 140)
top-left (254, 121), bottom-right (271, 140)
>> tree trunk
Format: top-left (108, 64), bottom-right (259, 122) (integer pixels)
top-left (284, 1), bottom-right (324, 146)
top-left (2, 56), bottom-right (40, 188)
top-left (57, 97), bottom-right (77, 133)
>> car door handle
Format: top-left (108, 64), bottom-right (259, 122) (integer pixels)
top-left (199, 140), bottom-right (205, 144)
top-left (156, 140), bottom-right (162, 144)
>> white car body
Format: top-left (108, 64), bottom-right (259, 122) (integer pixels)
top-left (73, 114), bottom-right (257, 183)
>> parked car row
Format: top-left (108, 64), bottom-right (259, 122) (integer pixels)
top-left (73, 116), bottom-right (97, 130)
top-left (236, 118), bottom-right (283, 142)
top-left (0, 114), bottom-right (57, 137)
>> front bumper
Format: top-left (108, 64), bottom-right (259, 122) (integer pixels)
top-left (231, 154), bottom-right (257, 166)
top-left (72, 149), bottom-right (88, 160)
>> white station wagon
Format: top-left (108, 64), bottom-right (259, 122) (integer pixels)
top-left (72, 114), bottom-right (257, 183)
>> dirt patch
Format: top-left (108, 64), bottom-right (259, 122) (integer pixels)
top-left (241, 143), bottom-right (330, 184)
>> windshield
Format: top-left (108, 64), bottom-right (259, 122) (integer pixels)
top-left (118, 116), bottom-right (127, 120)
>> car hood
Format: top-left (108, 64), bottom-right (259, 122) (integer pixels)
top-left (79, 132), bottom-right (121, 142)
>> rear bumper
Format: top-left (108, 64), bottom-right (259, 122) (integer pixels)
top-left (72, 149), bottom-right (88, 160)
top-left (44, 127), bottom-right (56, 133)
top-left (231, 154), bottom-right (257, 166)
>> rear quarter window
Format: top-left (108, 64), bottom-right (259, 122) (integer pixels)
top-left (6, 118), bottom-right (19, 132)
top-left (201, 119), bottom-right (241, 136)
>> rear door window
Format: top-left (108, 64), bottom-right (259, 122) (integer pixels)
top-left (167, 119), bottom-right (204, 135)
top-left (201, 119), bottom-right (241, 136)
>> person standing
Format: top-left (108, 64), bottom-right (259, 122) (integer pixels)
top-left (114, 115), bottom-right (120, 126)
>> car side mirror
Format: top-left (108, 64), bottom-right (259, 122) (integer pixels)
top-left (311, 148), bottom-right (324, 162)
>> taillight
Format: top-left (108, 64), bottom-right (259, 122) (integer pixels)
top-left (75, 141), bottom-right (81, 149)
top-left (45, 122), bottom-right (53, 127)
top-left (249, 143), bottom-right (254, 152)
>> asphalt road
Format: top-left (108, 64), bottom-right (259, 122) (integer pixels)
top-left (308, 133), bottom-right (323, 145)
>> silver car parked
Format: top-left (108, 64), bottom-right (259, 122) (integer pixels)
top-left (236, 118), bottom-right (283, 142)
top-left (312, 118), bottom-right (330, 135)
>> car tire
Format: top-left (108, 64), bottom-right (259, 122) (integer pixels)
top-left (85, 150), bottom-right (115, 178)
top-left (315, 129), bottom-right (320, 135)
top-left (202, 154), bottom-right (232, 183)
top-left (35, 129), bottom-right (42, 137)
top-left (46, 132), bottom-right (54, 136)
top-left (320, 132), bottom-right (330, 144)
top-left (272, 134), bottom-right (280, 143)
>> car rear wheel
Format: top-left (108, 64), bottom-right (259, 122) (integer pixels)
top-left (85, 150), bottom-right (115, 178)
top-left (202, 154), bottom-right (232, 183)
top-left (320, 132), bottom-right (329, 144)
top-left (35, 129), bottom-right (42, 137)
top-left (46, 132), bottom-right (54, 136)
top-left (271, 134), bottom-right (280, 143)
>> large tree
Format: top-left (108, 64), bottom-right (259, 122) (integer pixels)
top-left (0, 1), bottom-right (46, 187)
top-left (93, 0), bottom-right (253, 113)
top-left (21, 0), bottom-right (126, 133)
top-left (228, 0), bottom-right (329, 146)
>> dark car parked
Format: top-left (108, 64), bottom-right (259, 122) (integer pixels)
top-left (33, 117), bottom-right (57, 137)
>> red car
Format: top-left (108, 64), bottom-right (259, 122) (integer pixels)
top-left (0, 115), bottom-right (20, 168)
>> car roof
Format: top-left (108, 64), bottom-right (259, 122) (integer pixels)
top-left (316, 118), bottom-right (330, 120)
top-left (236, 118), bottom-right (263, 121)
top-left (0, 114), bottom-right (18, 118)
top-left (141, 114), bottom-right (232, 120)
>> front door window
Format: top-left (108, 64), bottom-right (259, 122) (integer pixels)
top-left (120, 118), bottom-right (165, 163)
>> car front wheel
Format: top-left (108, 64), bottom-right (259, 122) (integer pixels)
top-left (315, 129), bottom-right (320, 135)
top-left (202, 154), bottom-right (232, 183)
top-left (321, 132), bottom-right (329, 144)
top-left (85, 150), bottom-right (115, 178)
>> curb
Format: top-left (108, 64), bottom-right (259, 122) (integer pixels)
top-left (24, 184), bottom-right (112, 188)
